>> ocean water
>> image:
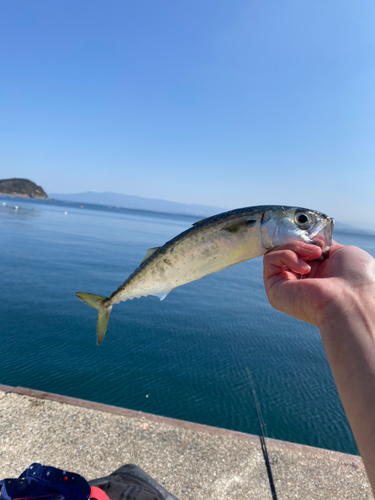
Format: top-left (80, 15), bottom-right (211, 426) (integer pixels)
top-left (1, 196), bottom-right (375, 456)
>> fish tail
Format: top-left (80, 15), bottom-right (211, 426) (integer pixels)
top-left (76, 292), bottom-right (112, 345)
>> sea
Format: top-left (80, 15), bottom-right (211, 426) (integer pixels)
top-left (1, 196), bottom-right (375, 456)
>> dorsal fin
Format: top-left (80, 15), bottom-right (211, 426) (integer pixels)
top-left (140, 247), bottom-right (160, 265)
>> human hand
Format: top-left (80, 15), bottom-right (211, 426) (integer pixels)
top-left (263, 240), bottom-right (375, 328)
top-left (264, 240), bottom-right (375, 493)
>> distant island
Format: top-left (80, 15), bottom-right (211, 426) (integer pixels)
top-left (50, 191), bottom-right (226, 217)
top-left (0, 178), bottom-right (48, 199)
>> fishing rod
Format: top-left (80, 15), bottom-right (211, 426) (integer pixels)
top-left (247, 368), bottom-right (278, 500)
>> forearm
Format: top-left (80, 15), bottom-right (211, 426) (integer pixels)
top-left (318, 293), bottom-right (375, 494)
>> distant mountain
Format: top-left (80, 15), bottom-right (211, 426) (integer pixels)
top-left (0, 178), bottom-right (48, 199)
top-left (49, 191), bottom-right (227, 217)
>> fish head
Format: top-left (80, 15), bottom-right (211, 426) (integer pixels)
top-left (260, 206), bottom-right (334, 256)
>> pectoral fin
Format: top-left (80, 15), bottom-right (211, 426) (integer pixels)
top-left (223, 219), bottom-right (257, 233)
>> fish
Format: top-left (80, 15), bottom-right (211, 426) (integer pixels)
top-left (76, 205), bottom-right (334, 344)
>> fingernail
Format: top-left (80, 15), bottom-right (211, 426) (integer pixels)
top-left (298, 258), bottom-right (311, 271)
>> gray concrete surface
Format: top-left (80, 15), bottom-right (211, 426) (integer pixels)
top-left (0, 385), bottom-right (371, 499)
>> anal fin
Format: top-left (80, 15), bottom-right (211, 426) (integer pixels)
top-left (153, 289), bottom-right (172, 301)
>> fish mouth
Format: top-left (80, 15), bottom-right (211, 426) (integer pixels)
top-left (309, 217), bottom-right (335, 258)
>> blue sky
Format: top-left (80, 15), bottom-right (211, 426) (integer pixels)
top-left (1, 0), bottom-right (374, 226)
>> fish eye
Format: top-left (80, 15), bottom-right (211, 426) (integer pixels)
top-left (297, 214), bottom-right (308, 224)
top-left (294, 212), bottom-right (312, 228)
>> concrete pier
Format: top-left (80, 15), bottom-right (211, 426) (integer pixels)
top-left (0, 385), bottom-right (371, 499)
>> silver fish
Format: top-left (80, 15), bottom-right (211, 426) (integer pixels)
top-left (76, 205), bottom-right (334, 344)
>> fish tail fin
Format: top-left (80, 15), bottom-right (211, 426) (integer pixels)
top-left (76, 292), bottom-right (112, 345)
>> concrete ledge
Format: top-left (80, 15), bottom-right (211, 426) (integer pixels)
top-left (0, 385), bottom-right (371, 499)
top-left (0, 384), bottom-right (261, 444)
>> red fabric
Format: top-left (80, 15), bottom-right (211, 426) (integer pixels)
top-left (90, 486), bottom-right (110, 500)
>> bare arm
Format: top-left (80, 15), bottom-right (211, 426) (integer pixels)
top-left (263, 241), bottom-right (375, 494)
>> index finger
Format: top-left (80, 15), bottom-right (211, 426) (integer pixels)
top-left (263, 241), bottom-right (322, 288)
top-left (266, 240), bottom-right (323, 260)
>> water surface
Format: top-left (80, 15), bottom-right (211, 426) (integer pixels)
top-left (1, 196), bottom-right (374, 455)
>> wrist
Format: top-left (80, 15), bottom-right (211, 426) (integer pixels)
top-left (316, 287), bottom-right (375, 338)
top-left (314, 284), bottom-right (375, 493)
